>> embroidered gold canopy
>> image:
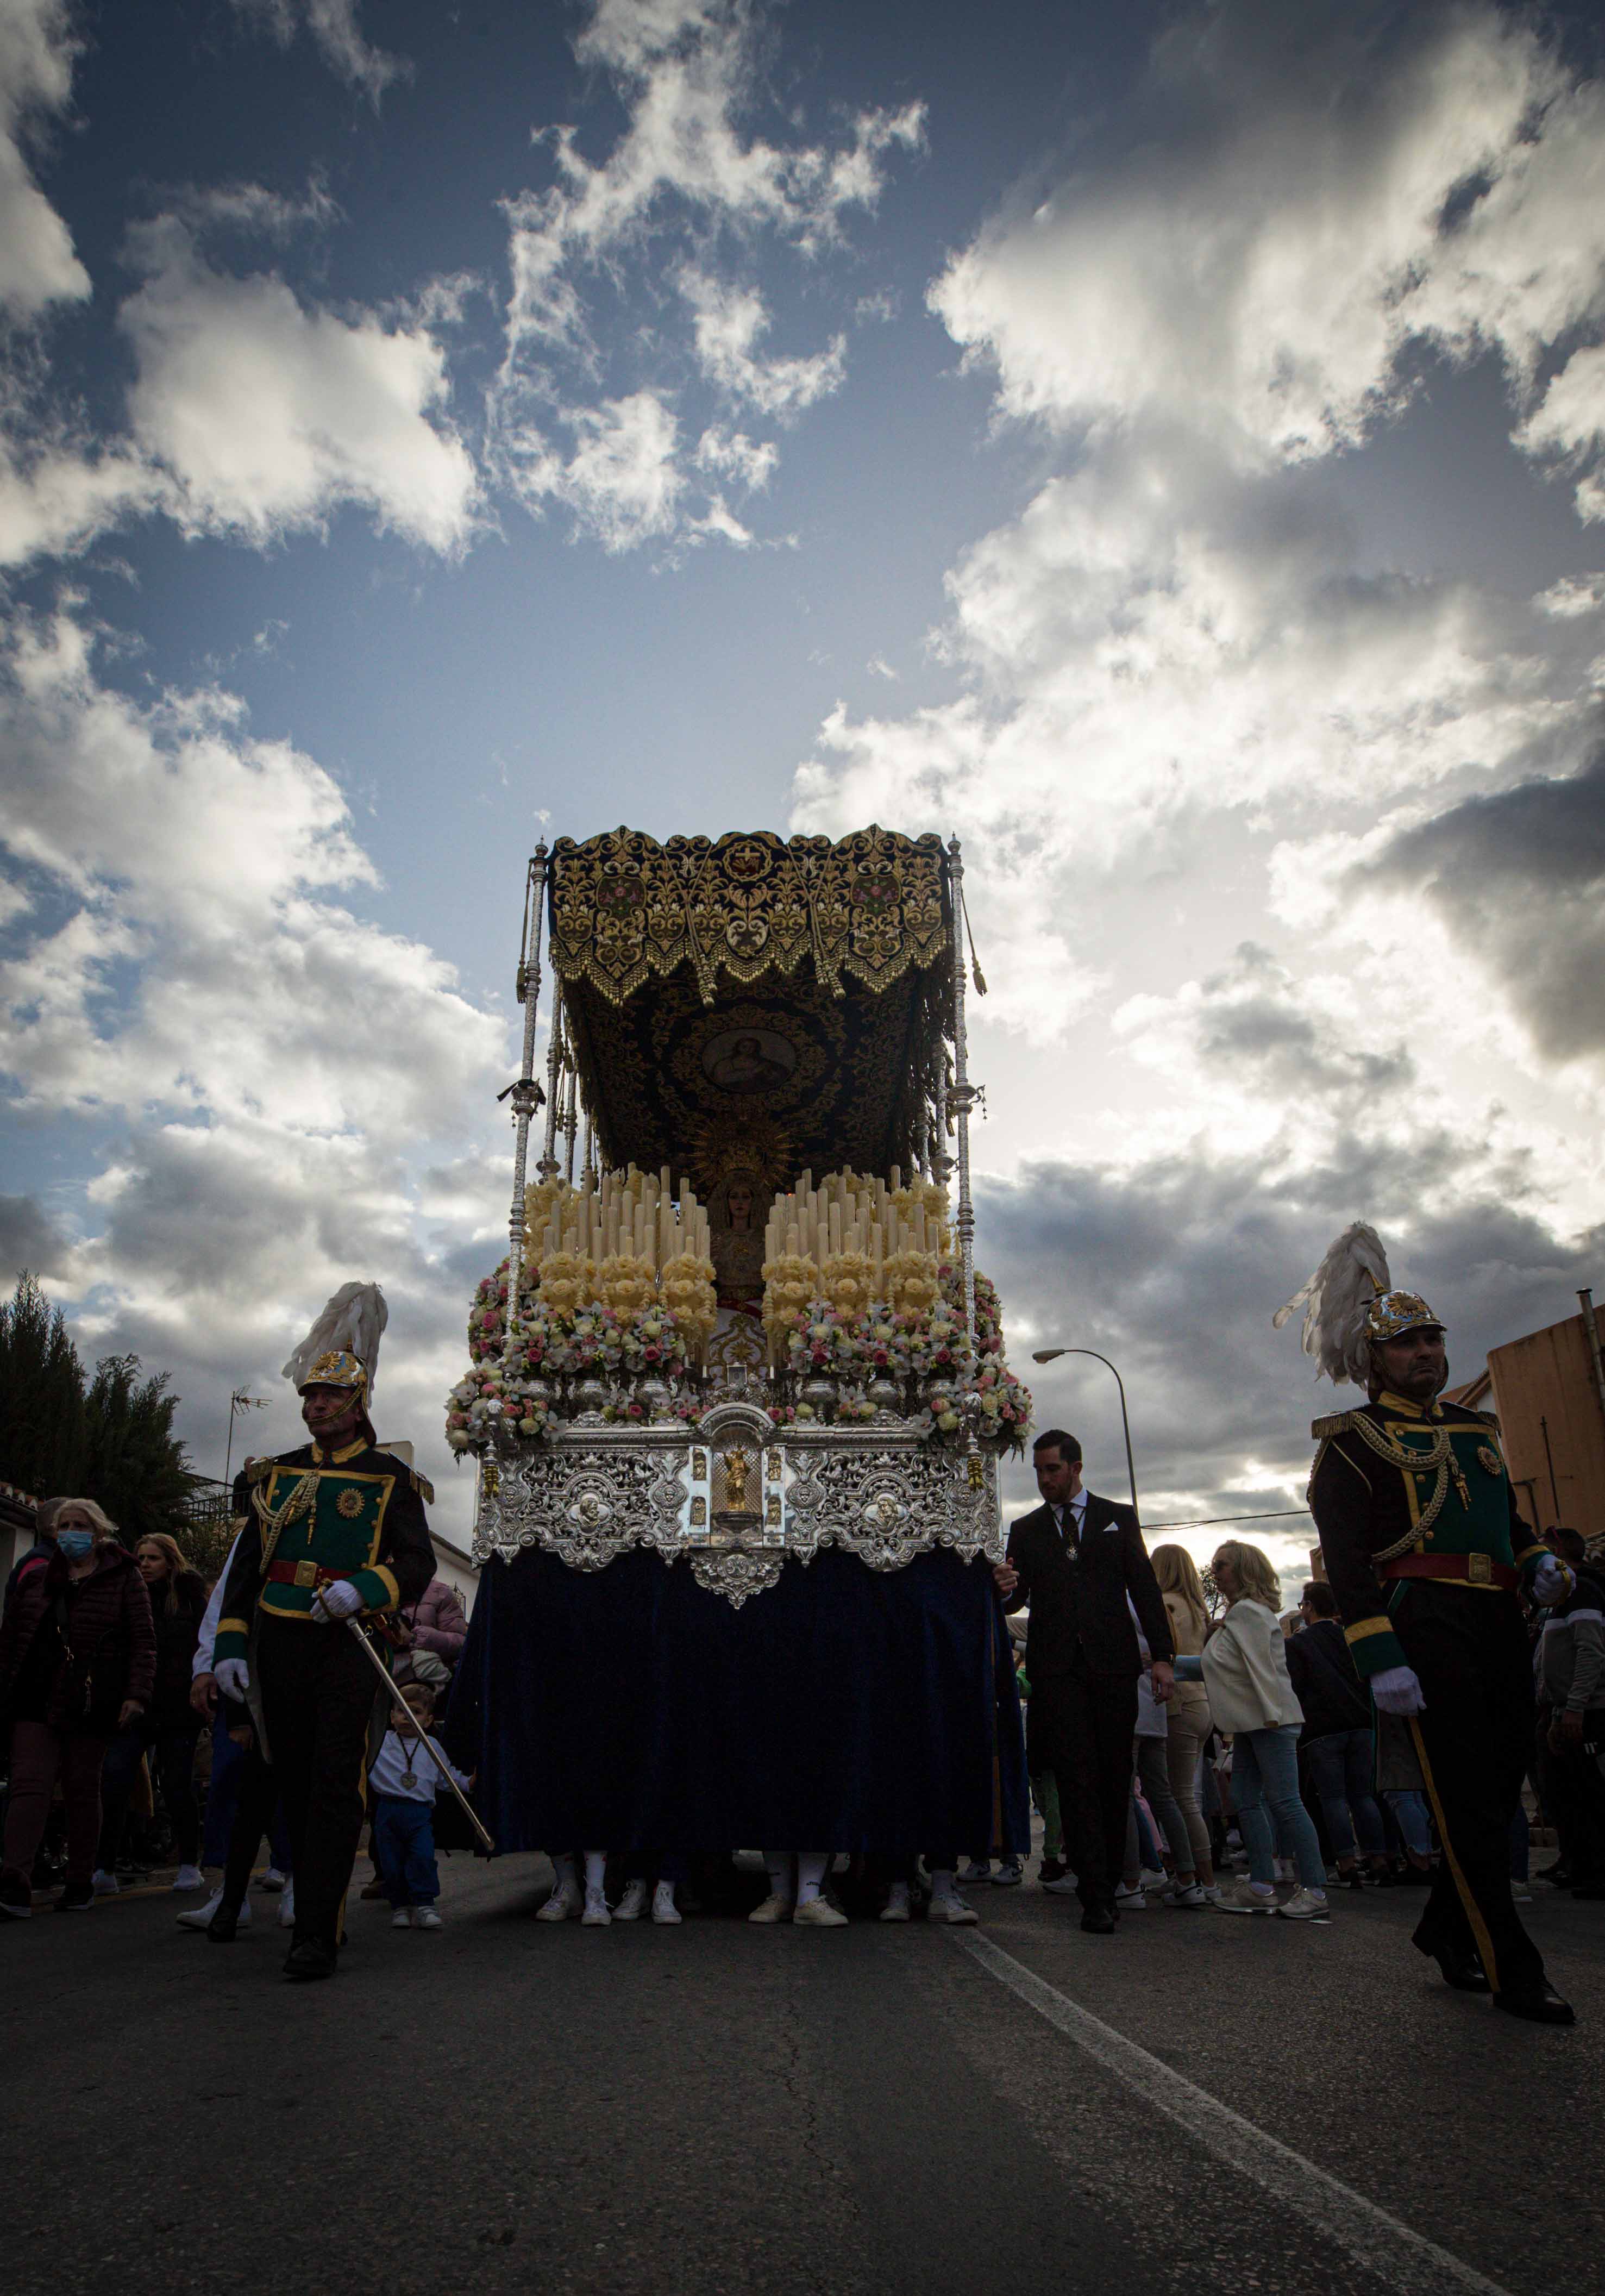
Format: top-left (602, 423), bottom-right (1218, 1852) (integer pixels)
top-left (545, 827), bottom-right (955, 1185)
top-left (548, 827), bottom-right (950, 1006)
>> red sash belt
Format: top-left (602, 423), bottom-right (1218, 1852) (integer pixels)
top-left (1378, 1552), bottom-right (1516, 1592)
top-left (266, 1559), bottom-right (342, 1589)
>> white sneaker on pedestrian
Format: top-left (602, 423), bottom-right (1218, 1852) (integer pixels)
top-left (880, 1885), bottom-right (911, 1922)
top-left (992, 1859), bottom-right (1024, 1886)
top-left (91, 1868), bottom-right (119, 1895)
top-left (1275, 1887), bottom-right (1330, 1923)
top-left (1512, 1882), bottom-right (1534, 1904)
top-left (1139, 1867), bottom-right (1168, 1889)
top-left (179, 1888), bottom-right (247, 1931)
top-left (413, 1906), bottom-right (442, 1930)
top-left (278, 1883), bottom-right (296, 1928)
top-left (747, 1892), bottom-right (795, 1923)
top-left (392, 1906), bottom-right (415, 1929)
top-left (1214, 1879), bottom-right (1277, 1915)
top-left (927, 1893), bottom-right (979, 1926)
top-left (614, 1878), bottom-right (649, 1922)
top-left (792, 1894), bottom-right (848, 1926)
top-left (1113, 1884), bottom-right (1147, 1910)
top-left (537, 1876), bottom-right (583, 1922)
top-left (1042, 1872), bottom-right (1080, 1895)
top-left (581, 1888), bottom-right (612, 1926)
top-left (958, 1860), bottom-right (992, 1884)
top-left (172, 1864), bottom-right (204, 1893)
top-left (259, 1866), bottom-right (287, 1892)
top-left (651, 1881), bottom-right (682, 1925)
top-left (1162, 1883), bottom-right (1209, 1909)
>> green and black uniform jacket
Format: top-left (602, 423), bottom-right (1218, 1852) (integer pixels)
top-left (1308, 1388), bottom-right (1552, 1681)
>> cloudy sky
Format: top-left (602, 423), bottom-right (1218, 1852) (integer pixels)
top-left (2, 0), bottom-right (1603, 1582)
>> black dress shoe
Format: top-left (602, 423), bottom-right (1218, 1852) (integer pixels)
top-left (1493, 1982), bottom-right (1576, 2026)
top-left (1434, 1945), bottom-right (1490, 1993)
top-left (283, 1937), bottom-right (338, 1980)
top-left (207, 1904), bottom-right (242, 1943)
top-left (1080, 1904), bottom-right (1117, 1934)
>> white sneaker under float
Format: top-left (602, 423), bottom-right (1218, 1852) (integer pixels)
top-left (747, 1892), bottom-right (795, 1924)
top-left (278, 1884), bottom-right (296, 1928)
top-left (179, 1887), bottom-right (247, 1931)
top-left (926, 1893), bottom-right (979, 1926)
top-left (172, 1865), bottom-right (204, 1893)
top-left (651, 1882), bottom-right (682, 1925)
top-left (581, 1888), bottom-right (612, 1926)
top-left (792, 1894), bottom-right (848, 1926)
top-left (879, 1886), bottom-right (912, 1923)
top-left (413, 1906), bottom-right (442, 1930)
top-left (392, 1906), bottom-right (415, 1929)
top-left (91, 1869), bottom-right (120, 1896)
top-left (536, 1876), bottom-right (583, 1923)
top-left (613, 1879), bottom-right (649, 1923)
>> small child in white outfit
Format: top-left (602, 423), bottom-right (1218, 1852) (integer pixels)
top-left (368, 1683), bottom-right (473, 1930)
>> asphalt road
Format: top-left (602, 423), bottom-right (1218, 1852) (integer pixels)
top-left (4, 1857), bottom-right (1601, 2296)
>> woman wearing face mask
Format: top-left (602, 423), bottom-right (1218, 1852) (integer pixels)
top-left (0, 1499), bottom-right (157, 1916)
top-left (94, 1534), bottom-right (209, 1895)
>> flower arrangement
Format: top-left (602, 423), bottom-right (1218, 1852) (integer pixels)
top-left (445, 1366), bottom-right (553, 1450)
top-left (660, 1250), bottom-right (717, 1357)
top-left (469, 1260), bottom-right (511, 1362)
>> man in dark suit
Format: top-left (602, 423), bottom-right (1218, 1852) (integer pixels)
top-left (994, 1428), bottom-right (1173, 1932)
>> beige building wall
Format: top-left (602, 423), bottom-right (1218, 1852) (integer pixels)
top-left (1487, 1302), bottom-right (1605, 1537)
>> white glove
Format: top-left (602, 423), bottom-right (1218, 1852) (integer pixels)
top-left (215, 1657), bottom-right (251, 1700)
top-left (1370, 1664), bottom-right (1427, 1717)
top-left (1532, 1556), bottom-right (1576, 1606)
top-left (311, 1579), bottom-right (364, 1622)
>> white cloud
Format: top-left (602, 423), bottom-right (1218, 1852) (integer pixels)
top-left (678, 267), bottom-right (846, 416)
top-left (0, 0), bottom-right (88, 318)
top-left (491, 0), bottom-right (921, 550)
top-left (0, 602), bottom-right (509, 1532)
top-left (931, 2), bottom-right (1605, 479)
top-left (694, 422), bottom-right (776, 490)
top-left (507, 387), bottom-right (685, 553)
top-left (118, 216), bottom-right (479, 550)
top-left (229, 0), bottom-right (408, 105)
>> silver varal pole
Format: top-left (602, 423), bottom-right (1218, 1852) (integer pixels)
top-left (537, 981), bottom-right (563, 1183)
top-left (504, 842), bottom-right (548, 1335)
top-left (946, 835), bottom-right (985, 1506)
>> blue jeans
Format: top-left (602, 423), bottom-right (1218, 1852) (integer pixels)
top-left (373, 1794), bottom-right (440, 1907)
top-left (1303, 1728), bottom-right (1385, 1862)
top-left (1232, 1724), bottom-right (1326, 1891)
top-left (1385, 1788), bottom-right (1433, 1859)
top-left (202, 1703), bottom-right (291, 1872)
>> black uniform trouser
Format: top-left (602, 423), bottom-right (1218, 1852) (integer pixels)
top-left (1393, 1583), bottom-right (1545, 1998)
top-left (258, 1616), bottom-right (378, 1950)
top-left (1031, 1663), bottom-right (1137, 1911)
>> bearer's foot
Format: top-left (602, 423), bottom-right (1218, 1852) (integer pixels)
top-left (927, 1893), bottom-right (979, 1925)
top-left (792, 1894), bottom-right (848, 1926)
top-left (536, 1877), bottom-right (582, 1922)
top-left (880, 1884), bottom-right (912, 1922)
top-left (614, 1879), bottom-right (648, 1923)
top-left (283, 1938), bottom-right (337, 1979)
top-left (278, 1883), bottom-right (296, 1929)
top-left (581, 1888), bottom-right (612, 1926)
top-left (651, 1882), bottom-right (682, 1925)
top-left (747, 1892), bottom-right (795, 1924)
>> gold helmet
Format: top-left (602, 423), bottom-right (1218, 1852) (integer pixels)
top-left (282, 1284), bottom-right (387, 1400)
top-left (1363, 1288), bottom-right (1445, 1348)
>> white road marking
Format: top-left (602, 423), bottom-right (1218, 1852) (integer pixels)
top-left (955, 1932), bottom-right (1512, 2296)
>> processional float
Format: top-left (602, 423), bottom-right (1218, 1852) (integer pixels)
top-left (444, 827), bottom-right (1032, 1857)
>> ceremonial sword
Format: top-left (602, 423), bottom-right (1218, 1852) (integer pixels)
top-left (343, 1617), bottom-right (496, 1855)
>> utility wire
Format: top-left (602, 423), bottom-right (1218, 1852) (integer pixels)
top-left (1140, 1507), bottom-right (1314, 1531)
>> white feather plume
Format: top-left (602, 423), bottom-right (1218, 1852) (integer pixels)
top-left (281, 1281), bottom-right (388, 1396)
top-left (1272, 1223), bottom-right (1390, 1386)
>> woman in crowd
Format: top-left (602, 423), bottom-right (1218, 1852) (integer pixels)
top-left (95, 1532), bottom-right (209, 1894)
top-left (1187, 1541), bottom-right (1329, 1923)
top-left (1150, 1545), bottom-right (1218, 1905)
top-left (0, 1499), bottom-right (155, 1916)
top-left (1285, 1580), bottom-right (1390, 1889)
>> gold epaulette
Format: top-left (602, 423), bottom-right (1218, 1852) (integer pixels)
top-left (1311, 1411), bottom-right (1361, 1441)
top-left (409, 1468), bottom-right (436, 1506)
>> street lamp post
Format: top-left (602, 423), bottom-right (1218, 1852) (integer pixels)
top-left (223, 1389), bottom-right (268, 1489)
top-left (1030, 1346), bottom-right (1141, 1528)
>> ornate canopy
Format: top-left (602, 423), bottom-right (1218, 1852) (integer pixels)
top-left (545, 827), bottom-right (954, 1186)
